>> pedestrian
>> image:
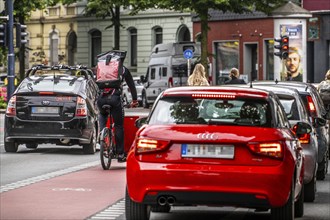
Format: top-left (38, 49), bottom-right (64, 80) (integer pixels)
top-left (187, 63), bottom-right (210, 86)
top-left (317, 69), bottom-right (330, 111)
top-left (224, 68), bottom-right (246, 84)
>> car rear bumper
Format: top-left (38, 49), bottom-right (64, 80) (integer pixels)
top-left (4, 116), bottom-right (94, 144)
top-left (126, 153), bottom-right (295, 209)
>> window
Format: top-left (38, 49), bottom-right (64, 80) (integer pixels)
top-left (66, 7), bottom-right (76, 15)
top-left (150, 68), bottom-right (156, 80)
top-left (265, 40), bottom-right (274, 80)
top-left (215, 41), bottom-right (239, 78)
top-left (67, 31), bottom-right (77, 66)
top-left (90, 30), bottom-right (101, 67)
top-left (48, 8), bottom-right (58, 16)
top-left (153, 27), bottom-right (163, 46)
top-left (148, 96), bottom-right (271, 127)
top-left (129, 28), bottom-right (137, 67)
top-left (162, 67), bottom-right (167, 77)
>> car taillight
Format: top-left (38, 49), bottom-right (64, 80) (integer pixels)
top-left (6, 95), bottom-right (16, 116)
top-left (298, 133), bottom-right (310, 144)
top-left (192, 94), bottom-right (236, 99)
top-left (248, 142), bottom-right (283, 159)
top-left (75, 96), bottom-right (87, 117)
top-left (168, 77), bottom-right (173, 87)
top-left (306, 95), bottom-right (316, 116)
top-left (136, 138), bottom-right (170, 153)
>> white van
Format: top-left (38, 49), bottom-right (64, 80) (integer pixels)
top-left (140, 42), bottom-right (201, 108)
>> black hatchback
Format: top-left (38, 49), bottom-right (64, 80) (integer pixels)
top-left (4, 65), bottom-right (99, 154)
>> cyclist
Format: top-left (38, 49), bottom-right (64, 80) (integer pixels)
top-left (97, 66), bottom-right (139, 162)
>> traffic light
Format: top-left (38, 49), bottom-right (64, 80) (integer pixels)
top-left (281, 36), bottom-right (289, 59)
top-left (0, 23), bottom-right (7, 47)
top-left (16, 23), bottom-right (28, 48)
top-left (274, 35), bottom-right (289, 59)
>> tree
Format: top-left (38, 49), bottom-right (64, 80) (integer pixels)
top-left (130, 0), bottom-right (285, 77)
top-left (13, 0), bottom-right (61, 80)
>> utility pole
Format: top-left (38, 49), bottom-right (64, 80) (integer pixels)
top-left (6, 0), bottom-right (14, 100)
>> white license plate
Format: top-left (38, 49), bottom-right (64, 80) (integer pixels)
top-left (31, 106), bottom-right (59, 114)
top-left (181, 144), bottom-right (234, 159)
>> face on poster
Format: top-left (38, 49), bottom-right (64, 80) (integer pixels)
top-left (280, 24), bottom-right (303, 81)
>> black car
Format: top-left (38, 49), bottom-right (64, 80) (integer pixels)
top-left (252, 81), bottom-right (330, 180)
top-left (4, 65), bottom-right (99, 154)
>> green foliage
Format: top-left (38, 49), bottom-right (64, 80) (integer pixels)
top-left (0, 96), bottom-right (7, 109)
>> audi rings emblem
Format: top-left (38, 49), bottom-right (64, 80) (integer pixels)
top-left (197, 133), bottom-right (219, 140)
top-left (42, 100), bottom-right (50, 106)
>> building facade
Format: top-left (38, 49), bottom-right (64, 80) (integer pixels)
top-left (25, 1), bottom-right (194, 77)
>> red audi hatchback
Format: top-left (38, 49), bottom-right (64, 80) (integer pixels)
top-left (126, 86), bottom-right (310, 220)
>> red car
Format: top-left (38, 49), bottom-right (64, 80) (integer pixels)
top-left (126, 86), bottom-right (310, 220)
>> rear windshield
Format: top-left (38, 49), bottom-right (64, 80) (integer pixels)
top-left (17, 75), bottom-right (84, 93)
top-left (149, 96), bottom-right (272, 127)
top-left (278, 97), bottom-right (300, 120)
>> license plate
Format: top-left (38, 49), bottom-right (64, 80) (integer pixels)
top-left (31, 106), bottom-right (59, 114)
top-left (181, 144), bottom-right (234, 159)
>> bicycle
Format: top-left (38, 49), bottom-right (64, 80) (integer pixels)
top-left (99, 104), bottom-right (117, 170)
top-left (99, 101), bottom-right (135, 170)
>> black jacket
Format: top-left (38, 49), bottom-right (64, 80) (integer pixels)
top-left (224, 76), bottom-right (246, 85)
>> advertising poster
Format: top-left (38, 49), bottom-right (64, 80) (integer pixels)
top-left (280, 24), bottom-right (303, 81)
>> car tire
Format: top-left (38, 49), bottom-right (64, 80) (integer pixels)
top-left (142, 93), bottom-right (149, 109)
top-left (4, 142), bottom-right (18, 153)
top-left (125, 187), bottom-right (150, 220)
top-left (83, 125), bottom-right (97, 154)
top-left (151, 205), bottom-right (171, 213)
top-left (294, 182), bottom-right (304, 217)
top-left (271, 178), bottom-right (294, 220)
top-left (26, 143), bottom-right (38, 149)
top-left (304, 174), bottom-right (316, 202)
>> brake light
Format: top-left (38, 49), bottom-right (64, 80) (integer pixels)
top-left (39, 91), bottom-right (55, 95)
top-left (75, 96), bottom-right (87, 117)
top-left (306, 96), bottom-right (316, 115)
top-left (298, 133), bottom-right (310, 144)
top-left (168, 77), bottom-right (173, 87)
top-left (248, 142), bottom-right (283, 159)
top-left (136, 138), bottom-right (170, 153)
top-left (6, 96), bottom-right (16, 116)
top-left (192, 94), bottom-right (235, 99)
top-left (292, 124), bottom-right (311, 144)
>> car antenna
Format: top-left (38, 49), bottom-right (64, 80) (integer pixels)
top-left (249, 80), bottom-right (253, 88)
top-left (275, 79), bottom-right (279, 84)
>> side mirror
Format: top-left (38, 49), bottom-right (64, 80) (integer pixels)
top-left (293, 122), bottom-right (312, 135)
top-left (140, 75), bottom-right (146, 83)
top-left (135, 117), bottom-right (148, 128)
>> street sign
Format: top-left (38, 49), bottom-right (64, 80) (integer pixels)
top-left (183, 49), bottom-right (194, 59)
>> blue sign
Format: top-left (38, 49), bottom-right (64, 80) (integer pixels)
top-left (183, 49), bottom-right (194, 59)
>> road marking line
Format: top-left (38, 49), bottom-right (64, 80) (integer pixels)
top-left (0, 161), bottom-right (99, 193)
top-left (87, 199), bottom-right (125, 220)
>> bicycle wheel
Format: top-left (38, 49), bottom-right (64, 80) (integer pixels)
top-left (100, 129), bottom-right (112, 170)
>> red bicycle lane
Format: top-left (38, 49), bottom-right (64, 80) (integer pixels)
top-left (0, 162), bottom-right (127, 220)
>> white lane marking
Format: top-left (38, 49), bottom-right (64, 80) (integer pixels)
top-left (87, 199), bottom-right (125, 220)
top-left (0, 161), bottom-right (99, 193)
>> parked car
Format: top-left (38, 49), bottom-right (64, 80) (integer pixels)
top-left (4, 65), bottom-right (99, 154)
top-left (252, 81), bottom-right (330, 180)
top-left (126, 86), bottom-right (308, 220)
top-left (122, 76), bottom-right (143, 106)
top-left (244, 85), bottom-right (319, 202)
